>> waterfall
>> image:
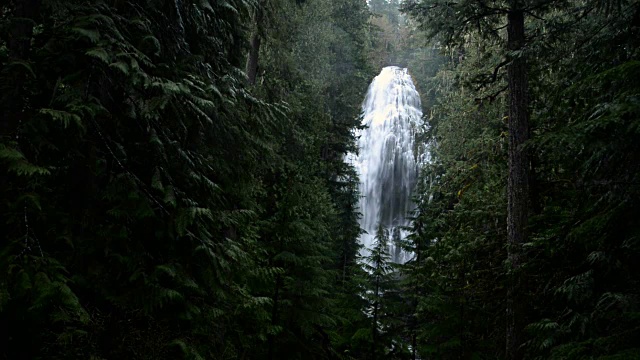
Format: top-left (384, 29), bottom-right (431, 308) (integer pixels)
top-left (352, 66), bottom-right (423, 263)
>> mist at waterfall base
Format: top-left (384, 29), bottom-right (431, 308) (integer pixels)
top-left (351, 66), bottom-right (424, 263)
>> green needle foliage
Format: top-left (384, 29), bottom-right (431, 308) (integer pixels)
top-left (0, 0), bottom-right (373, 359)
top-left (3, 0), bottom-right (638, 358)
top-left (404, 0), bottom-right (640, 358)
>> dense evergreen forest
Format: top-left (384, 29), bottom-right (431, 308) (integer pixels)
top-left (1, 0), bottom-right (639, 359)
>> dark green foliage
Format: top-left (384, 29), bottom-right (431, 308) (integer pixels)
top-left (359, 224), bottom-right (411, 360)
top-left (0, 0), bottom-right (373, 358)
top-left (4, 0), bottom-right (637, 358)
top-left (404, 51), bottom-right (509, 358)
top-left (522, 7), bottom-right (640, 357)
top-left (0, 0), bottom-right (278, 357)
top-left (404, 0), bottom-right (640, 358)
top-left (247, 1), bottom-right (374, 357)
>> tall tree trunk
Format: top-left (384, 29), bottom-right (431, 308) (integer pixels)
top-left (246, 2), bottom-right (265, 85)
top-left (246, 30), bottom-right (261, 85)
top-left (411, 333), bottom-right (417, 360)
top-left (267, 274), bottom-right (281, 360)
top-left (371, 276), bottom-right (380, 360)
top-left (342, 250), bottom-right (348, 283)
top-left (505, 8), bottom-right (530, 360)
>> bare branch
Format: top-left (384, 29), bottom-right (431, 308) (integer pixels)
top-left (475, 85), bottom-right (509, 103)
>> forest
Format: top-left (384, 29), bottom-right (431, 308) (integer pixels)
top-left (0, 0), bottom-right (639, 359)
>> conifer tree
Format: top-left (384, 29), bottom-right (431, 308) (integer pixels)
top-left (0, 0), bottom-right (374, 358)
top-left (360, 224), bottom-right (396, 359)
top-left (404, 0), bottom-right (640, 358)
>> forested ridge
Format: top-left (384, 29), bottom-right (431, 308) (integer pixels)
top-left (1, 0), bottom-right (639, 360)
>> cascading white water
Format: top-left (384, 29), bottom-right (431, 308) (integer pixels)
top-left (352, 66), bottom-right (423, 263)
